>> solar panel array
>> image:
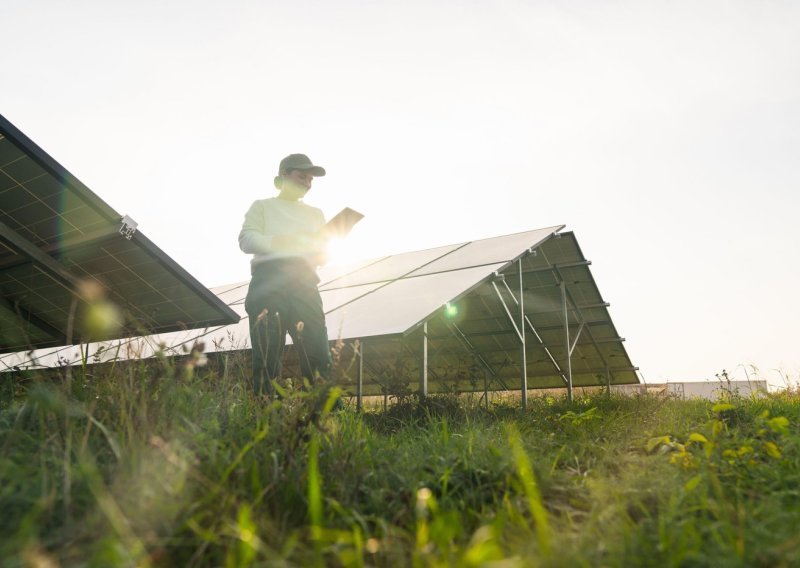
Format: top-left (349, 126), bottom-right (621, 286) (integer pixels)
top-left (2, 222), bottom-right (638, 397)
top-left (318, 226), bottom-right (638, 393)
top-left (0, 114), bottom-right (239, 353)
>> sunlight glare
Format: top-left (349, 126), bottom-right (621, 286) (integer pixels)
top-left (326, 236), bottom-right (363, 266)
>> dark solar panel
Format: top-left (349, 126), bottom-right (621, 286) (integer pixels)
top-left (0, 114), bottom-right (239, 353)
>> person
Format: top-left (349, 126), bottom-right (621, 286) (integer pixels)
top-left (239, 153), bottom-right (332, 397)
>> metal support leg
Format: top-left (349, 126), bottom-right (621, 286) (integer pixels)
top-left (561, 281), bottom-right (573, 402)
top-left (420, 321), bottom-right (428, 399)
top-left (496, 279), bottom-right (569, 386)
top-left (357, 340), bottom-right (364, 412)
top-left (552, 266), bottom-right (619, 390)
top-left (519, 259), bottom-right (527, 409)
top-left (484, 369), bottom-right (489, 409)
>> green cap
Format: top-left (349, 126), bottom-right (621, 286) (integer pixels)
top-left (278, 154), bottom-right (326, 176)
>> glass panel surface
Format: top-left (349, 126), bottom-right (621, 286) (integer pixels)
top-left (318, 257), bottom-right (386, 288)
top-left (325, 263), bottom-right (505, 340)
top-left (320, 244), bottom-right (462, 289)
top-left (407, 227), bottom-right (561, 277)
top-left (321, 282), bottom-right (385, 314)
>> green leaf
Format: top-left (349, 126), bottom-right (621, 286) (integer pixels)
top-left (507, 425), bottom-right (551, 556)
top-left (688, 432), bottom-right (708, 444)
top-left (767, 416), bottom-right (790, 434)
top-left (684, 475), bottom-right (703, 492)
top-left (321, 386), bottom-right (343, 415)
top-left (764, 441), bottom-right (782, 459)
top-left (308, 433), bottom-right (323, 563)
top-left (236, 504), bottom-right (258, 566)
top-left (712, 403), bottom-right (735, 413)
top-left (646, 436), bottom-right (671, 454)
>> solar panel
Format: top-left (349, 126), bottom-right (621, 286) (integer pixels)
top-left (325, 263), bottom-right (508, 339)
top-left (0, 114), bottom-right (239, 353)
top-left (321, 282), bottom-right (385, 314)
top-left (319, 243), bottom-right (462, 290)
top-left (317, 256), bottom-right (387, 288)
top-left (332, 228), bottom-right (638, 396)
top-left (406, 226), bottom-right (560, 277)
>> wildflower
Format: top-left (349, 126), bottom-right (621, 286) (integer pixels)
top-left (416, 487), bottom-right (433, 518)
top-left (330, 336), bottom-right (345, 366)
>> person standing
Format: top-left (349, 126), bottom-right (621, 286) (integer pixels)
top-left (239, 154), bottom-right (332, 396)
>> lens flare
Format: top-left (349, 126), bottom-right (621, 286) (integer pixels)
top-left (326, 236), bottom-right (359, 265)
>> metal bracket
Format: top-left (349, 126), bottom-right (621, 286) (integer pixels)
top-left (119, 215), bottom-right (138, 240)
top-left (491, 281), bottom-right (523, 342)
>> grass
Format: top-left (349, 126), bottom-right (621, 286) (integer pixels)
top-left (1, 352), bottom-right (799, 567)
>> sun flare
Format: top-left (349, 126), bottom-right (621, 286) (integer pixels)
top-left (326, 236), bottom-right (366, 266)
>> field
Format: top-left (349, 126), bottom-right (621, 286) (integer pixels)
top-left (1, 353), bottom-right (799, 567)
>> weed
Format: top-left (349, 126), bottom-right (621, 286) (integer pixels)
top-left (1, 362), bottom-right (799, 566)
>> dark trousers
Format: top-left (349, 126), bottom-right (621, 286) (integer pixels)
top-left (245, 258), bottom-right (331, 396)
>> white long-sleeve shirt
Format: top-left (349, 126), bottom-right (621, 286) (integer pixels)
top-left (238, 197), bottom-right (326, 269)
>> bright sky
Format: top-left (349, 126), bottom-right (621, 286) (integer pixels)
top-left (3, 1), bottom-right (799, 388)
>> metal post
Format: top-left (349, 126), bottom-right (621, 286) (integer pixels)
top-left (561, 281), bottom-right (573, 402)
top-left (494, 279), bottom-right (569, 387)
top-left (420, 321), bottom-right (428, 399)
top-left (357, 340), bottom-right (364, 412)
top-left (519, 259), bottom-right (527, 409)
top-left (484, 369), bottom-right (489, 409)
top-left (551, 265), bottom-right (615, 388)
top-left (605, 364), bottom-right (611, 395)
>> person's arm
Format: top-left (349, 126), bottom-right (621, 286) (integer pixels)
top-left (238, 201), bottom-right (273, 254)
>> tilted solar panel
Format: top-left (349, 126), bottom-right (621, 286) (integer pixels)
top-left (0, 114), bottom-right (239, 353)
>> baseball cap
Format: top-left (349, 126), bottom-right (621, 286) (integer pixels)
top-left (278, 154), bottom-right (326, 177)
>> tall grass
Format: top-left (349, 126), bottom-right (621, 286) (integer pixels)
top-left (1, 354), bottom-right (798, 567)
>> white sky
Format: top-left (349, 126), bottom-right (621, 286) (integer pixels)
top-left (3, 0), bottom-right (799, 387)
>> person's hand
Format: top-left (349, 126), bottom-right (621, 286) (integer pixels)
top-left (276, 231), bottom-right (327, 254)
top-left (302, 230), bottom-right (328, 253)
